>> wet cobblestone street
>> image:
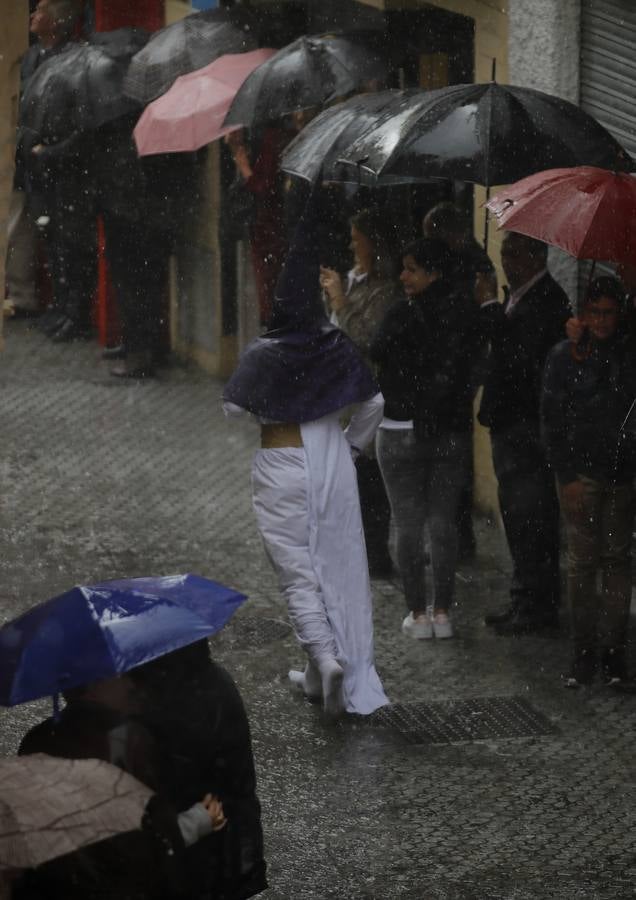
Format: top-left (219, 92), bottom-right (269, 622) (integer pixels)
top-left (2, 321), bottom-right (636, 899)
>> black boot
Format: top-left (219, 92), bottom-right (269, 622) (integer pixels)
top-left (564, 647), bottom-right (597, 688)
top-left (601, 646), bottom-right (628, 686)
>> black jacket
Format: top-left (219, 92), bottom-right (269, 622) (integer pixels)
top-left (478, 272), bottom-right (571, 433)
top-left (370, 278), bottom-right (482, 434)
top-left (541, 336), bottom-right (636, 485)
top-left (132, 646), bottom-right (267, 900)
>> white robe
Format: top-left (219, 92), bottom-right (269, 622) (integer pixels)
top-left (225, 395), bottom-right (389, 715)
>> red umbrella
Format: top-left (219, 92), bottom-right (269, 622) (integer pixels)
top-left (486, 166), bottom-right (636, 265)
top-left (134, 48), bottom-right (275, 156)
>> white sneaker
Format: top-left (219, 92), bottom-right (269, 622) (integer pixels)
top-left (432, 612), bottom-right (454, 639)
top-left (402, 612), bottom-right (433, 639)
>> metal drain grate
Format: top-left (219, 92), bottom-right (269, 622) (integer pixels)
top-left (371, 696), bottom-right (557, 744)
top-left (224, 615), bottom-right (292, 648)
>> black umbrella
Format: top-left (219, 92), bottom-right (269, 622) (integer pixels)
top-left (19, 31), bottom-right (148, 145)
top-left (122, 6), bottom-right (257, 104)
top-left (281, 90), bottom-right (427, 184)
top-left (223, 33), bottom-right (388, 128)
top-left (84, 29), bottom-right (149, 128)
top-left (334, 82), bottom-right (633, 187)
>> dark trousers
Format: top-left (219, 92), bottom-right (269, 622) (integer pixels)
top-left (42, 192), bottom-right (97, 326)
top-left (559, 477), bottom-right (633, 651)
top-left (377, 428), bottom-right (470, 612)
top-left (355, 454), bottom-right (391, 573)
top-left (456, 427), bottom-right (476, 554)
top-left (102, 212), bottom-right (168, 355)
top-left (491, 421), bottom-right (561, 615)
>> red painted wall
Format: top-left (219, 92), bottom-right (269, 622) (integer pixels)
top-left (93, 0), bottom-right (164, 32)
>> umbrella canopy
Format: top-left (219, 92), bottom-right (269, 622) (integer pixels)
top-left (486, 166), bottom-right (636, 265)
top-left (281, 89), bottom-right (437, 184)
top-left (0, 574), bottom-right (246, 705)
top-left (223, 33), bottom-right (387, 128)
top-left (334, 82), bottom-right (633, 187)
top-left (0, 755), bottom-right (152, 871)
top-left (123, 6), bottom-right (257, 104)
top-left (134, 48), bottom-right (276, 156)
top-left (19, 30), bottom-right (148, 145)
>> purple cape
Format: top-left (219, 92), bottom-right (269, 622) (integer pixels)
top-left (222, 323), bottom-right (378, 423)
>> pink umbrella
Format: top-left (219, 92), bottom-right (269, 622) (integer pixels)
top-left (134, 48), bottom-right (275, 156)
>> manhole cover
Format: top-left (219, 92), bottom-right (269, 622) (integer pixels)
top-left (224, 616), bottom-right (292, 648)
top-left (371, 696), bottom-right (557, 744)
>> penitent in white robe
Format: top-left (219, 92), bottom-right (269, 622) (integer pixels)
top-left (225, 394), bottom-right (389, 715)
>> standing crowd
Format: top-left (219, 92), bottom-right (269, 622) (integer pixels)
top-left (4, 4), bottom-right (636, 897)
top-left (6, 0), bottom-right (193, 378)
top-left (230, 190), bottom-right (636, 712)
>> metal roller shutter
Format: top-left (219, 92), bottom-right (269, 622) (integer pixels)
top-left (582, 4), bottom-right (636, 530)
top-left (580, 0), bottom-right (636, 160)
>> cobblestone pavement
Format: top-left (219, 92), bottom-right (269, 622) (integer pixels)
top-left (2, 321), bottom-right (636, 899)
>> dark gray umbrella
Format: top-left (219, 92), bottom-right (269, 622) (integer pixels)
top-left (19, 31), bottom-right (148, 145)
top-left (334, 82), bottom-right (633, 187)
top-left (223, 33), bottom-right (388, 128)
top-left (123, 6), bottom-right (257, 104)
top-left (280, 90), bottom-right (419, 184)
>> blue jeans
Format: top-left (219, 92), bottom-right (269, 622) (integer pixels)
top-left (376, 428), bottom-right (471, 613)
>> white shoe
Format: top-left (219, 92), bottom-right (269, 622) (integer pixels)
top-left (432, 612), bottom-right (454, 639)
top-left (402, 612), bottom-right (433, 640)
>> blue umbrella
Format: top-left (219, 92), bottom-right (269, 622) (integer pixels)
top-left (0, 574), bottom-right (247, 705)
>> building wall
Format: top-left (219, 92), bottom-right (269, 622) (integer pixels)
top-left (0, 4), bottom-right (29, 351)
top-left (164, 0), bottom-right (228, 374)
top-left (508, 0), bottom-right (581, 300)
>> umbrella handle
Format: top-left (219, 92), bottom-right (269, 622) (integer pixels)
top-left (571, 260), bottom-right (597, 360)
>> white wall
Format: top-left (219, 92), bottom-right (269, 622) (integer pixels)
top-left (508, 0), bottom-right (581, 303)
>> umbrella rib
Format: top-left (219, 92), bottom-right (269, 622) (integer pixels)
top-left (10, 776), bottom-right (146, 834)
top-left (575, 181), bottom-right (612, 259)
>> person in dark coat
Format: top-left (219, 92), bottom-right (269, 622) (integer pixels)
top-left (7, 0), bottom-right (83, 322)
top-left (129, 641), bottom-right (268, 900)
top-left (16, 673), bottom-right (225, 900)
top-left (371, 238), bottom-right (482, 640)
top-left (422, 202), bottom-right (496, 562)
top-left (93, 117), bottom-right (197, 377)
top-left (477, 232), bottom-right (571, 635)
top-left (542, 277), bottom-right (636, 687)
top-left (15, 1), bottom-right (99, 342)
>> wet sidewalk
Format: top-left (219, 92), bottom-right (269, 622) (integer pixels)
top-left (1, 321), bottom-right (636, 899)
